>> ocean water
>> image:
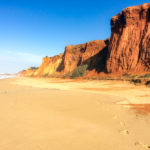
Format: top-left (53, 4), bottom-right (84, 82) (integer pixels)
top-left (0, 74), bottom-right (16, 80)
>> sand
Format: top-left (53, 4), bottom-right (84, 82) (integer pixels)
top-left (0, 77), bottom-right (150, 150)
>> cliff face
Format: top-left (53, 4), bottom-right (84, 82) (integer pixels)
top-left (20, 39), bottom-right (109, 77)
top-left (19, 68), bottom-right (37, 77)
top-left (35, 53), bottom-right (63, 76)
top-left (36, 39), bottom-right (109, 76)
top-left (62, 40), bottom-right (109, 73)
top-left (106, 3), bottom-right (150, 73)
top-left (20, 3), bottom-right (150, 78)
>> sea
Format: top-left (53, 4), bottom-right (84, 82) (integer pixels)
top-left (0, 74), bottom-right (17, 80)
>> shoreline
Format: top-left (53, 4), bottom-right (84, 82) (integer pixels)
top-left (0, 75), bottom-right (17, 80)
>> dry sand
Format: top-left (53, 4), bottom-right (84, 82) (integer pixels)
top-left (0, 77), bottom-right (150, 150)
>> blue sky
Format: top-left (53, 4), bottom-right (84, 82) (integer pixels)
top-left (0, 0), bottom-right (149, 73)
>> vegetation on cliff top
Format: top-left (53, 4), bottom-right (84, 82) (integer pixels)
top-left (29, 66), bottom-right (39, 70)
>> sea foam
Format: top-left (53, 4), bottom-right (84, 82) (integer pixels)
top-left (0, 74), bottom-right (16, 80)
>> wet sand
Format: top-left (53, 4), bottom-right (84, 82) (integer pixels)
top-left (0, 77), bottom-right (150, 150)
top-left (123, 104), bottom-right (150, 115)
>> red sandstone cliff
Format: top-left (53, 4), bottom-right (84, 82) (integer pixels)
top-left (61, 39), bottom-right (109, 73)
top-left (20, 3), bottom-right (150, 78)
top-left (20, 39), bottom-right (109, 77)
top-left (106, 3), bottom-right (150, 74)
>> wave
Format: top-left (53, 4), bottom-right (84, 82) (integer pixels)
top-left (0, 74), bottom-right (16, 80)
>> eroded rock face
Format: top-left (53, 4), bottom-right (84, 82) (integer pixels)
top-left (20, 3), bottom-right (150, 77)
top-left (62, 40), bottom-right (109, 73)
top-left (20, 39), bottom-right (109, 77)
top-left (62, 43), bottom-right (86, 73)
top-left (19, 68), bottom-right (37, 77)
top-left (36, 39), bottom-right (109, 76)
top-left (106, 3), bottom-right (150, 74)
top-left (35, 53), bottom-right (63, 76)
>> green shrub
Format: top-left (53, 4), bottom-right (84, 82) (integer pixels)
top-left (123, 73), bottom-right (130, 77)
top-left (71, 64), bottom-right (88, 78)
top-left (145, 80), bottom-right (150, 87)
top-left (139, 73), bottom-right (150, 79)
top-left (92, 77), bottom-right (97, 80)
top-left (63, 73), bottom-right (70, 78)
top-left (122, 73), bottom-right (136, 79)
top-left (29, 66), bottom-right (39, 70)
top-left (43, 73), bottom-right (49, 77)
top-left (131, 79), bottom-right (142, 84)
top-left (129, 75), bottom-right (136, 79)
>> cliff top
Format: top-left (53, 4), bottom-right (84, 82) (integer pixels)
top-left (112, 3), bottom-right (150, 20)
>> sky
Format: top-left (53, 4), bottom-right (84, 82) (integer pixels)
top-left (0, 0), bottom-right (150, 73)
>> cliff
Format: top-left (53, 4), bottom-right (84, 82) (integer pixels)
top-left (19, 67), bottom-right (38, 77)
top-left (106, 3), bottom-right (150, 74)
top-left (21, 3), bottom-right (150, 78)
top-left (35, 53), bottom-right (63, 77)
top-left (20, 39), bottom-right (109, 77)
top-left (61, 39), bottom-right (109, 73)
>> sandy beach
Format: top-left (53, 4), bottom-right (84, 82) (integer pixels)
top-left (0, 77), bottom-right (150, 150)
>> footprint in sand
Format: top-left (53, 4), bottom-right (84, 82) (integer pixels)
top-left (135, 141), bottom-right (150, 149)
top-left (114, 116), bottom-right (129, 136)
top-left (120, 121), bottom-right (125, 127)
top-left (119, 129), bottom-right (129, 135)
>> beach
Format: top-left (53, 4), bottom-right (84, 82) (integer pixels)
top-left (0, 77), bottom-right (150, 150)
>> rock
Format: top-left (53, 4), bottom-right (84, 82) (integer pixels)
top-left (19, 68), bottom-right (38, 77)
top-left (35, 53), bottom-right (64, 77)
top-left (19, 39), bottom-right (109, 77)
top-left (20, 3), bottom-right (150, 78)
top-left (106, 3), bottom-right (150, 74)
top-left (62, 39), bottom-right (109, 73)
